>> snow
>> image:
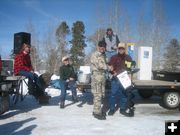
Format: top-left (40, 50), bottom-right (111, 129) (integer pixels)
top-left (0, 87), bottom-right (180, 135)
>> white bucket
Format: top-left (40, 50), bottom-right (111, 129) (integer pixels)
top-left (78, 73), bottom-right (91, 84)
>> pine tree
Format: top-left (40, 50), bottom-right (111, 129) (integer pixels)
top-left (56, 21), bottom-right (70, 67)
top-left (163, 39), bottom-right (180, 71)
top-left (70, 21), bottom-right (86, 70)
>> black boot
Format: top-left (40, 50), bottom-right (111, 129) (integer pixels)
top-left (129, 101), bottom-right (135, 111)
top-left (60, 101), bottom-right (65, 108)
top-left (92, 112), bottom-right (106, 120)
top-left (120, 108), bottom-right (134, 117)
top-left (127, 99), bottom-right (135, 111)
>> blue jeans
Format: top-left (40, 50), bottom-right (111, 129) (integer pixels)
top-left (50, 79), bottom-right (77, 101)
top-left (60, 79), bottom-right (77, 101)
top-left (50, 79), bottom-right (61, 89)
top-left (109, 78), bottom-right (128, 111)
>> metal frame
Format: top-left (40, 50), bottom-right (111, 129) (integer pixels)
top-left (3, 76), bottom-right (28, 104)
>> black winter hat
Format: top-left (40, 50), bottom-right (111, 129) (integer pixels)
top-left (107, 28), bottom-right (113, 32)
top-left (98, 40), bottom-right (107, 48)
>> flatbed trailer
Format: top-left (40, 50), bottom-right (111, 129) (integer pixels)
top-left (77, 79), bottom-right (180, 110)
top-left (133, 80), bottom-right (180, 110)
top-left (133, 80), bottom-right (180, 89)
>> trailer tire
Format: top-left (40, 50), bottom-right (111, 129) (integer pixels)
top-left (0, 95), bottom-right (10, 115)
top-left (163, 92), bottom-right (180, 109)
top-left (138, 90), bottom-right (153, 99)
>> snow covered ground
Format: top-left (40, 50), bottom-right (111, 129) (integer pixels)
top-left (0, 87), bottom-right (180, 135)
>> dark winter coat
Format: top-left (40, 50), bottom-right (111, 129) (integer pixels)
top-left (59, 64), bottom-right (76, 80)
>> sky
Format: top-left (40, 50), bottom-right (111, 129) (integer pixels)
top-left (0, 0), bottom-right (180, 58)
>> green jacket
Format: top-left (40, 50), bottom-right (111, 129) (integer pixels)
top-left (59, 64), bottom-right (76, 80)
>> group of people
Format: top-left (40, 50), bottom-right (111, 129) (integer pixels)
top-left (13, 28), bottom-right (135, 120)
top-left (90, 28), bottom-right (134, 120)
top-left (14, 43), bottom-right (78, 105)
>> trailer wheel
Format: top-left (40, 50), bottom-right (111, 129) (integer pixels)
top-left (138, 90), bottom-right (153, 99)
top-left (163, 92), bottom-right (180, 109)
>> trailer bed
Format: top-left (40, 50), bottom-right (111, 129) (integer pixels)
top-left (77, 79), bottom-right (180, 91)
top-left (133, 80), bottom-right (180, 90)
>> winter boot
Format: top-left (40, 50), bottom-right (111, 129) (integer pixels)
top-left (60, 101), bottom-right (65, 109)
top-left (120, 108), bottom-right (134, 117)
top-left (127, 99), bottom-right (135, 111)
top-left (92, 112), bottom-right (106, 120)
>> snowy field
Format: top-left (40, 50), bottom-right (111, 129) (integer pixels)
top-left (0, 87), bottom-right (180, 135)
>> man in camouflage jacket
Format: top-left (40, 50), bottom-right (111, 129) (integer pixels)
top-left (90, 41), bottom-right (108, 120)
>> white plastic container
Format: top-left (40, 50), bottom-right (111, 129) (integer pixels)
top-left (78, 72), bottom-right (91, 84)
top-left (77, 66), bottom-right (91, 84)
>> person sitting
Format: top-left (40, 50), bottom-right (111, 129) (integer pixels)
top-left (59, 56), bottom-right (78, 108)
top-left (14, 43), bottom-right (50, 104)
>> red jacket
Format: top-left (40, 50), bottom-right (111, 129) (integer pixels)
top-left (108, 53), bottom-right (132, 74)
top-left (14, 51), bottom-right (33, 75)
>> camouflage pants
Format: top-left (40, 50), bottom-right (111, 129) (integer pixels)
top-left (91, 73), bottom-right (106, 114)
